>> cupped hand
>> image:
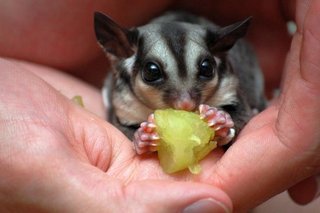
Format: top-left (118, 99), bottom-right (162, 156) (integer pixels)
top-left (194, 0), bottom-right (320, 211)
top-left (0, 59), bottom-right (232, 212)
top-left (2, 1), bottom-right (320, 212)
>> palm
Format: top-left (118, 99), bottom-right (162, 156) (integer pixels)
top-left (2, 0), bottom-right (320, 212)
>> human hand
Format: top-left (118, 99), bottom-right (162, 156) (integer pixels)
top-left (183, 0), bottom-right (320, 211)
top-left (0, 59), bottom-right (233, 212)
top-left (279, 0), bottom-right (320, 206)
top-left (2, 1), bottom-right (319, 211)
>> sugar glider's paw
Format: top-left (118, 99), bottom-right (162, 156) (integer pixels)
top-left (133, 113), bottom-right (160, 155)
top-left (199, 104), bottom-right (235, 146)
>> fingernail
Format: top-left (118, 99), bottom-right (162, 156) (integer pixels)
top-left (183, 199), bottom-right (230, 213)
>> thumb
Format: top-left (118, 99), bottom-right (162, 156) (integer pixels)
top-left (288, 175), bottom-right (320, 205)
top-left (119, 180), bottom-right (232, 213)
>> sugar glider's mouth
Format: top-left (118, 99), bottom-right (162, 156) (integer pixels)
top-left (172, 91), bottom-right (196, 111)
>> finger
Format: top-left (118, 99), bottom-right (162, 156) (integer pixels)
top-left (123, 180), bottom-right (233, 213)
top-left (69, 106), bottom-right (135, 170)
top-left (49, 168), bottom-right (233, 213)
top-left (208, 40), bottom-right (320, 213)
top-left (288, 175), bottom-right (320, 205)
top-left (201, 107), bottom-right (319, 211)
top-left (295, 0), bottom-right (312, 33)
top-left (300, 0), bottom-right (320, 86)
top-left (277, 0), bottom-right (320, 151)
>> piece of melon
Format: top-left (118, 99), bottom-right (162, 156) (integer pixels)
top-left (71, 95), bottom-right (85, 107)
top-left (154, 109), bottom-right (216, 174)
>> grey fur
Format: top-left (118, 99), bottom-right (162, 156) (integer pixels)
top-left (94, 11), bottom-right (266, 140)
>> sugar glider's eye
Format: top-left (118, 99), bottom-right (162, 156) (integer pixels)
top-left (198, 59), bottom-right (215, 80)
top-left (142, 62), bottom-right (163, 83)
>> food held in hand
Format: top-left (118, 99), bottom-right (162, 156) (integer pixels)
top-left (154, 109), bottom-right (216, 174)
top-left (71, 95), bottom-right (85, 107)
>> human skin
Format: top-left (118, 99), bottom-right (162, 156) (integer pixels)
top-left (1, 0), bottom-right (320, 212)
top-left (0, 0), bottom-right (173, 87)
top-left (0, 59), bottom-right (232, 212)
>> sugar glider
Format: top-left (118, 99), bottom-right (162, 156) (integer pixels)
top-left (94, 11), bottom-right (266, 154)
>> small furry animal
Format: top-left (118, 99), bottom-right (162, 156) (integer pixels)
top-left (94, 11), bottom-right (266, 151)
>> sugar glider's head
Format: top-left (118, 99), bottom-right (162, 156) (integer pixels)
top-left (94, 12), bottom-right (251, 112)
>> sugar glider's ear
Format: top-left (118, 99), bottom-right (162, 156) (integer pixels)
top-left (94, 12), bottom-right (138, 58)
top-left (208, 17), bottom-right (252, 53)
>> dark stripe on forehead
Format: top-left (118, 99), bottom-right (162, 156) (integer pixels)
top-left (160, 23), bottom-right (187, 78)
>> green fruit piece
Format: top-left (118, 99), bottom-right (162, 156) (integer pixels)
top-left (71, 95), bottom-right (85, 107)
top-left (154, 109), bottom-right (216, 174)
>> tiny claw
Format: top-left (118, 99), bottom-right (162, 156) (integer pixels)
top-left (215, 127), bottom-right (230, 138)
top-left (205, 109), bottom-right (216, 119)
top-left (199, 104), bottom-right (209, 119)
top-left (199, 114), bottom-right (205, 120)
top-left (146, 122), bottom-right (157, 128)
top-left (150, 133), bottom-right (160, 140)
top-left (199, 104), bottom-right (219, 121)
top-left (208, 113), bottom-right (226, 127)
top-left (216, 128), bottom-right (236, 146)
top-left (147, 113), bottom-right (155, 122)
top-left (140, 133), bottom-right (160, 141)
top-left (141, 122), bottom-right (156, 133)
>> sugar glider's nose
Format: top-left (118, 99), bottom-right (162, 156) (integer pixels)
top-left (173, 92), bottom-right (196, 111)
